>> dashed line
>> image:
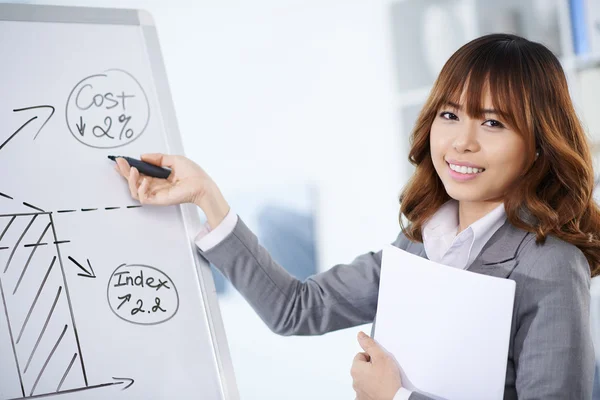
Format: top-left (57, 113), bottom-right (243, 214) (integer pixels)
top-left (57, 206), bottom-right (140, 213)
top-left (54, 240), bottom-right (71, 245)
top-left (0, 192), bottom-right (13, 200)
top-left (0, 247), bottom-right (8, 250)
top-left (3, 205), bottom-right (141, 216)
top-left (24, 243), bottom-right (48, 248)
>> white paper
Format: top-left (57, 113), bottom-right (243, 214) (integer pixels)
top-left (374, 245), bottom-right (516, 400)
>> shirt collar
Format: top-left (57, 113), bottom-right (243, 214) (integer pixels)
top-left (422, 200), bottom-right (507, 268)
top-left (422, 200), bottom-right (459, 239)
top-left (466, 202), bottom-right (507, 268)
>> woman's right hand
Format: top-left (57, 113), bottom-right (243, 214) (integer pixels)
top-left (115, 153), bottom-right (230, 228)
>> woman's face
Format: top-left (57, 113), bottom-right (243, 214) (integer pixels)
top-left (429, 89), bottom-right (528, 203)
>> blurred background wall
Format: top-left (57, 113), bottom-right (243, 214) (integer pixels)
top-left (5, 0), bottom-right (600, 398)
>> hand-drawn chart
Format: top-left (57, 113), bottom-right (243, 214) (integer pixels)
top-left (0, 8), bottom-right (235, 400)
top-left (0, 70), bottom-right (180, 399)
top-left (0, 210), bottom-right (135, 399)
top-left (0, 69), bottom-right (149, 397)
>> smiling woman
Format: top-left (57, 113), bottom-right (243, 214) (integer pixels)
top-left (116, 33), bottom-right (599, 400)
top-left (401, 34), bottom-right (600, 271)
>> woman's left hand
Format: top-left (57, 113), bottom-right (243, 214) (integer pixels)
top-left (351, 331), bottom-right (403, 400)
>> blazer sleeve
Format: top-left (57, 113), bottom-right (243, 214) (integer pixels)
top-left (197, 215), bottom-right (409, 336)
top-left (512, 243), bottom-right (595, 399)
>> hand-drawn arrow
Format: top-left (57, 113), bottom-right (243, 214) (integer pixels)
top-left (117, 294), bottom-right (131, 310)
top-left (67, 256), bottom-right (97, 278)
top-left (76, 116), bottom-right (86, 136)
top-left (112, 376), bottom-right (135, 390)
top-left (0, 105), bottom-right (55, 152)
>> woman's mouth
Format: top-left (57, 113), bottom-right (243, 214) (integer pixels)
top-left (446, 162), bottom-right (485, 181)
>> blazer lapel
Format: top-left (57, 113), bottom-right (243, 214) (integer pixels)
top-left (405, 240), bottom-right (428, 259)
top-left (467, 220), bottom-right (531, 279)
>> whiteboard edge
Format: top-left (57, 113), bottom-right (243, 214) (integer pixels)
top-left (139, 19), bottom-right (241, 400)
top-left (0, 2), bottom-right (140, 25)
top-left (137, 9), bottom-right (155, 27)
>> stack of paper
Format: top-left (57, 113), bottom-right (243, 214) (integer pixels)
top-left (373, 245), bottom-right (516, 400)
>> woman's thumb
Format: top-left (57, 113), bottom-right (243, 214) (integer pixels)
top-left (357, 331), bottom-right (383, 358)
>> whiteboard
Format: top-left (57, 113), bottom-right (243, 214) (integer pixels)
top-left (0, 4), bottom-right (238, 399)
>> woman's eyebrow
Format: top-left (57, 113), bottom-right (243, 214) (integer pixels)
top-left (444, 101), bottom-right (498, 115)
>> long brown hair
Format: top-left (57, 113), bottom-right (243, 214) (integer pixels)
top-left (400, 33), bottom-right (600, 277)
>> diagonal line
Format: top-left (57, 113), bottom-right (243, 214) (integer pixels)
top-left (86, 259), bottom-right (95, 277)
top-left (30, 324), bottom-right (68, 396)
top-left (0, 274), bottom-right (25, 396)
top-left (49, 213), bottom-right (88, 387)
top-left (24, 286), bottom-right (62, 374)
top-left (13, 222), bottom-right (52, 295)
top-left (67, 256), bottom-right (89, 275)
top-left (0, 116), bottom-right (37, 152)
top-left (0, 192), bottom-right (13, 200)
top-left (13, 105), bottom-right (55, 141)
top-left (0, 215), bottom-right (16, 242)
top-left (17, 256), bottom-right (56, 344)
top-left (57, 353), bottom-right (78, 392)
top-left (5, 215), bottom-right (38, 274)
top-left (23, 202), bottom-right (45, 213)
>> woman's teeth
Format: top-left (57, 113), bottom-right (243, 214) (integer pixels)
top-left (449, 163), bottom-right (484, 174)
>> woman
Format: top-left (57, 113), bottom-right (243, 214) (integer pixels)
top-left (116, 34), bottom-right (599, 399)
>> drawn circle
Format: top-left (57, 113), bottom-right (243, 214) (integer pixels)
top-left (66, 69), bottom-right (150, 149)
top-left (107, 264), bottom-right (179, 326)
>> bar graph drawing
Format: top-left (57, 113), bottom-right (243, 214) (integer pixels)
top-left (0, 211), bottom-right (134, 399)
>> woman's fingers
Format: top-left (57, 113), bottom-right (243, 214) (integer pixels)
top-left (141, 153), bottom-right (176, 168)
top-left (353, 352), bottom-right (370, 363)
top-left (115, 157), bottom-right (130, 177)
top-left (138, 177), bottom-right (149, 204)
top-left (128, 167), bottom-right (140, 200)
top-left (115, 154), bottom-right (183, 205)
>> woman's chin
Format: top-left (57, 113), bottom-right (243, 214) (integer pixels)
top-left (443, 185), bottom-right (489, 203)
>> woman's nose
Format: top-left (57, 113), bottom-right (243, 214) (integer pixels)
top-left (452, 122), bottom-right (480, 153)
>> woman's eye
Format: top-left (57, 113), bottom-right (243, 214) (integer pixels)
top-left (440, 111), bottom-right (458, 120)
top-left (483, 119), bottom-right (505, 128)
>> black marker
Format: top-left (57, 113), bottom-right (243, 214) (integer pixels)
top-left (108, 156), bottom-right (171, 179)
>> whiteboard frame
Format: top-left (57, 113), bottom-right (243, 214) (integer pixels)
top-left (0, 3), bottom-right (240, 399)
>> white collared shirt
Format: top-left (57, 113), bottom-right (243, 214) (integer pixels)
top-left (195, 200), bottom-right (507, 400)
top-left (422, 200), bottom-right (507, 269)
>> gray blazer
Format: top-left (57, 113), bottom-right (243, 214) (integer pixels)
top-left (198, 216), bottom-right (595, 399)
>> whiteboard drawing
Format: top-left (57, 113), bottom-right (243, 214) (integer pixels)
top-left (0, 69), bottom-right (155, 398)
top-left (0, 106), bottom-right (54, 152)
top-left (0, 209), bottom-right (136, 399)
top-left (0, 8), bottom-right (238, 397)
top-left (65, 69), bottom-right (150, 149)
top-left (107, 263), bottom-right (179, 326)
